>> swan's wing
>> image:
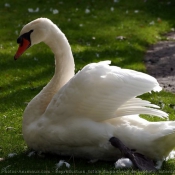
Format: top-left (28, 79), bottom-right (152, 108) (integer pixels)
top-left (45, 61), bottom-right (168, 121)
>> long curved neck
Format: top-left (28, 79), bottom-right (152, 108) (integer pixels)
top-left (43, 29), bottom-right (75, 95)
top-left (23, 26), bottom-right (75, 122)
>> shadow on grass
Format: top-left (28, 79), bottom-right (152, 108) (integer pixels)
top-left (0, 152), bottom-right (115, 175)
top-left (0, 151), bottom-right (175, 175)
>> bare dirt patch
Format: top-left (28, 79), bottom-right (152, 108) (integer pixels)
top-left (144, 32), bottom-right (175, 93)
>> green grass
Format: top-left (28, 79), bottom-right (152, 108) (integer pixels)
top-left (1, 0), bottom-right (175, 174)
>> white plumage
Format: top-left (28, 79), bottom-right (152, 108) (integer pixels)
top-left (115, 158), bottom-right (133, 169)
top-left (56, 160), bottom-right (70, 169)
top-left (14, 18), bottom-right (175, 168)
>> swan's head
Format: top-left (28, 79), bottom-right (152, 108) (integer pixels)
top-left (14, 18), bottom-right (54, 60)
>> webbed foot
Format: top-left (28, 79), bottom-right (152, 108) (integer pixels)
top-left (109, 137), bottom-right (157, 171)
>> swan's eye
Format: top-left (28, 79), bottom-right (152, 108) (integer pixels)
top-left (17, 30), bottom-right (34, 45)
top-left (17, 36), bottom-right (23, 45)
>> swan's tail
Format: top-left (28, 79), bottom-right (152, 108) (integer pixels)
top-left (152, 121), bottom-right (175, 160)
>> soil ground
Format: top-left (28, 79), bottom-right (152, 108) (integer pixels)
top-left (144, 32), bottom-right (175, 93)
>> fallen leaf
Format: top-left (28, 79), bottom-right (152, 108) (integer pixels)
top-left (0, 158), bottom-right (5, 162)
top-left (28, 8), bottom-right (39, 13)
top-left (85, 9), bottom-right (90, 14)
top-left (96, 53), bottom-right (99, 57)
top-left (27, 151), bottom-right (35, 157)
top-left (6, 127), bottom-right (15, 131)
top-left (116, 36), bottom-right (126, 40)
top-left (8, 153), bottom-right (17, 158)
top-left (4, 3), bottom-right (10, 7)
top-left (111, 7), bottom-right (114, 11)
top-left (149, 21), bottom-right (155, 25)
top-left (53, 9), bottom-right (59, 14)
top-left (157, 18), bottom-right (162, 23)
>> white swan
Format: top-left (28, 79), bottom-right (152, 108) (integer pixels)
top-left (14, 18), bottom-right (175, 167)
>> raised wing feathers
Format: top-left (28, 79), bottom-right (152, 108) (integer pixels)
top-left (115, 98), bottom-right (168, 118)
top-left (46, 61), bottom-right (167, 121)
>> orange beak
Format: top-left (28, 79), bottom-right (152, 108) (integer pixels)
top-left (14, 38), bottom-right (31, 60)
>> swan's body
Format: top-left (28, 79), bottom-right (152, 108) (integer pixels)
top-left (14, 18), bottom-right (175, 164)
